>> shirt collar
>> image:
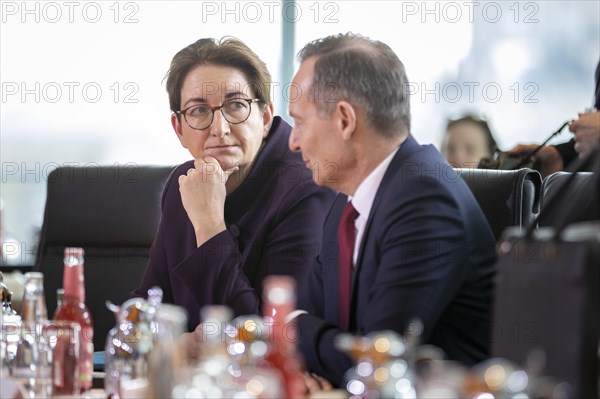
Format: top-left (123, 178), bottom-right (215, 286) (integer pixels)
top-left (351, 147), bottom-right (399, 220)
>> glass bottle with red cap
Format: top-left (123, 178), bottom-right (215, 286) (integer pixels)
top-left (263, 275), bottom-right (305, 398)
top-left (53, 247), bottom-right (94, 392)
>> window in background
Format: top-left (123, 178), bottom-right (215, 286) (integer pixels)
top-left (0, 0), bottom-right (283, 264)
top-left (1, 0), bottom-right (599, 265)
top-left (294, 0), bottom-right (599, 151)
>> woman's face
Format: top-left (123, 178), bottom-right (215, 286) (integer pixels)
top-left (442, 121), bottom-right (492, 168)
top-left (171, 64), bottom-right (273, 171)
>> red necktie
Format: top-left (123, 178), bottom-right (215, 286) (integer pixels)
top-left (338, 201), bottom-right (359, 331)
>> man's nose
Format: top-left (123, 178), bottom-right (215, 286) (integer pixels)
top-left (289, 127), bottom-right (301, 151)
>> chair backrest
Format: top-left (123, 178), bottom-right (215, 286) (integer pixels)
top-left (35, 164), bottom-right (174, 351)
top-left (539, 171), bottom-right (599, 228)
top-left (491, 223), bottom-right (600, 398)
top-left (455, 168), bottom-right (542, 240)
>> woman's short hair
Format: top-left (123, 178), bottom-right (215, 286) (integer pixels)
top-left (165, 37), bottom-right (271, 113)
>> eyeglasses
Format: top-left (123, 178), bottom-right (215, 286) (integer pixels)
top-left (175, 98), bottom-right (261, 130)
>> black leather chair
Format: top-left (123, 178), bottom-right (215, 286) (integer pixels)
top-left (491, 222), bottom-right (600, 398)
top-left (455, 168), bottom-right (542, 241)
top-left (35, 164), bottom-right (174, 352)
top-left (538, 171), bottom-right (599, 228)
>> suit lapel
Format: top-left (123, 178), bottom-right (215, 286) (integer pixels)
top-left (325, 135), bottom-right (423, 330)
top-left (351, 135), bottom-right (423, 291)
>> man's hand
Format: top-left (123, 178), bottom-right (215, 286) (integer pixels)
top-left (180, 331), bottom-right (200, 360)
top-left (302, 372), bottom-right (333, 395)
top-left (507, 144), bottom-right (563, 178)
top-left (569, 111), bottom-right (600, 156)
top-left (178, 156), bottom-right (238, 247)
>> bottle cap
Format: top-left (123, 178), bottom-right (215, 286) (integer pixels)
top-left (24, 271), bottom-right (44, 280)
top-left (263, 276), bottom-right (296, 305)
top-left (62, 248), bottom-right (85, 300)
top-left (64, 247), bottom-right (85, 261)
top-left (200, 305), bottom-right (232, 323)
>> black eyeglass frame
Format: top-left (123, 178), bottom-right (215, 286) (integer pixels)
top-left (174, 98), bottom-right (261, 130)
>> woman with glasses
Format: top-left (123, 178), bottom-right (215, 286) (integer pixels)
top-left (133, 37), bottom-right (335, 334)
top-left (441, 115), bottom-right (499, 168)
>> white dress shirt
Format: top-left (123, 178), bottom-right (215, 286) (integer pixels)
top-left (350, 147), bottom-right (399, 265)
top-left (350, 147), bottom-right (399, 266)
top-left (286, 147), bottom-right (399, 322)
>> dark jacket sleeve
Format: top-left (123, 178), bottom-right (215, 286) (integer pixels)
top-left (134, 171), bottom-right (335, 321)
top-left (170, 178), bottom-right (333, 317)
top-left (171, 229), bottom-right (259, 315)
top-left (259, 179), bottom-right (334, 287)
top-left (553, 139), bottom-right (577, 167)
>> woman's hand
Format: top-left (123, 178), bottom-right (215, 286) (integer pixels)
top-left (178, 156), bottom-right (238, 247)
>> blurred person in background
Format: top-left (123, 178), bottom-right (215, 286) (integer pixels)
top-left (440, 115), bottom-right (499, 168)
top-left (133, 37), bottom-right (335, 335)
top-left (509, 61), bottom-right (600, 178)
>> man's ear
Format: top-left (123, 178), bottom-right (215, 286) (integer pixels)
top-left (336, 101), bottom-right (357, 141)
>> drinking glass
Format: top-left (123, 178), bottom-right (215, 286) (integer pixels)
top-left (13, 272), bottom-right (51, 398)
top-left (42, 321), bottom-right (81, 396)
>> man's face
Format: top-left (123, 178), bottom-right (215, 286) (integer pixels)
top-left (172, 64), bottom-right (273, 171)
top-left (288, 58), bottom-right (344, 189)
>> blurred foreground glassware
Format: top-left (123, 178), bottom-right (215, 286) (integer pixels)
top-left (148, 303), bottom-right (187, 398)
top-left (42, 321), bottom-right (80, 396)
top-left (1, 313), bottom-right (20, 373)
top-left (467, 355), bottom-right (573, 399)
top-left (185, 305), bottom-right (236, 398)
top-left (228, 314), bottom-right (284, 398)
top-left (1, 271), bottom-right (17, 315)
top-left (172, 306), bottom-right (285, 399)
top-left (413, 352), bottom-right (465, 399)
top-left (13, 272), bottom-right (51, 398)
top-left (0, 309), bottom-right (6, 376)
top-left (337, 330), bottom-right (417, 399)
top-left (104, 287), bottom-right (162, 398)
top-left (262, 276), bottom-right (305, 398)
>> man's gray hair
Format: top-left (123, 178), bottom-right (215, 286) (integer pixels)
top-left (298, 33), bottom-right (411, 137)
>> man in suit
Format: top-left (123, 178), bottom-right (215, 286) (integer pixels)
top-left (288, 33), bottom-right (497, 387)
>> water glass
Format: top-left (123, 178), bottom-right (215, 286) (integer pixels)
top-left (43, 321), bottom-right (81, 396)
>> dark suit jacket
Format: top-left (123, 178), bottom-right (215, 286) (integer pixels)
top-left (297, 135), bottom-right (497, 386)
top-left (133, 117), bottom-right (336, 331)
